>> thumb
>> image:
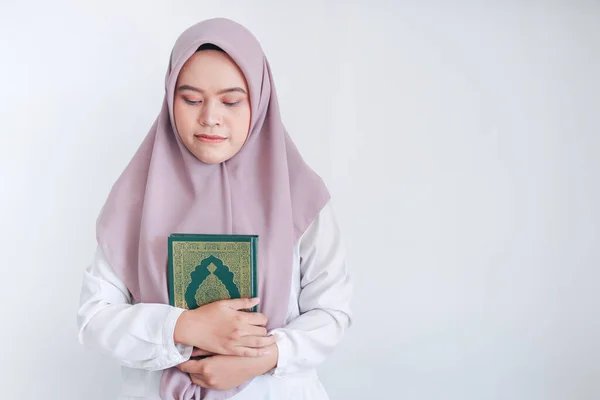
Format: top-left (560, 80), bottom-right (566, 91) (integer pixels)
top-left (222, 297), bottom-right (260, 310)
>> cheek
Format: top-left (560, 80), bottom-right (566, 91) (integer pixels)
top-left (230, 108), bottom-right (251, 144)
top-left (173, 101), bottom-right (195, 135)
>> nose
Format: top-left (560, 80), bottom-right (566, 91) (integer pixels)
top-left (198, 101), bottom-right (221, 127)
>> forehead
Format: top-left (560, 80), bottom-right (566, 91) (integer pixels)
top-left (177, 50), bottom-right (248, 90)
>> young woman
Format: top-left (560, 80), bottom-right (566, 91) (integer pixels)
top-left (77, 17), bottom-right (352, 400)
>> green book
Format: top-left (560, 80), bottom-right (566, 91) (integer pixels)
top-left (168, 233), bottom-right (258, 312)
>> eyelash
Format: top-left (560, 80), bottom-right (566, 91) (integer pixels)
top-left (183, 98), bottom-right (240, 107)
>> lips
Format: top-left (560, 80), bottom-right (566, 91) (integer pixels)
top-left (195, 134), bottom-right (227, 143)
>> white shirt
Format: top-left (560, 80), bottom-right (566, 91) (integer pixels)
top-left (77, 201), bottom-right (353, 400)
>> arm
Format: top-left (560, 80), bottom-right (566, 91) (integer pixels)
top-left (269, 201), bottom-right (353, 376)
top-left (76, 246), bottom-right (194, 371)
top-left (77, 247), bottom-right (273, 372)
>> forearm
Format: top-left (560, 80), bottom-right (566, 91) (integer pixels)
top-left (269, 308), bottom-right (350, 375)
top-left (77, 247), bottom-right (193, 371)
top-left (79, 297), bottom-right (193, 370)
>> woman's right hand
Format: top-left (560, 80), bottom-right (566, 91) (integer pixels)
top-left (173, 298), bottom-right (276, 357)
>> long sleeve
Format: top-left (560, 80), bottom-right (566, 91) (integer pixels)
top-left (76, 246), bottom-right (193, 371)
top-left (269, 202), bottom-right (353, 376)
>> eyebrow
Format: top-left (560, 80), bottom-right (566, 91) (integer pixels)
top-left (177, 84), bottom-right (247, 95)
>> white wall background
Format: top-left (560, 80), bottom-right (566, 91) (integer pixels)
top-left (1, 1), bottom-right (599, 399)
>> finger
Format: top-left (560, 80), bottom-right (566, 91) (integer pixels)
top-left (244, 311), bottom-right (268, 327)
top-left (231, 345), bottom-right (272, 357)
top-left (190, 373), bottom-right (210, 388)
top-left (221, 297), bottom-right (260, 311)
top-left (237, 334), bottom-right (277, 349)
top-left (176, 360), bottom-right (201, 374)
top-left (176, 361), bottom-right (189, 373)
top-left (192, 348), bottom-right (214, 357)
top-left (241, 324), bottom-right (268, 338)
top-left (176, 360), bottom-right (193, 373)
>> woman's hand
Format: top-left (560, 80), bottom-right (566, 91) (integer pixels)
top-left (176, 344), bottom-right (279, 390)
top-left (174, 298), bottom-right (276, 357)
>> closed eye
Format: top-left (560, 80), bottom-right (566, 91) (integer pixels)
top-left (184, 98), bottom-right (202, 105)
top-left (223, 101), bottom-right (240, 107)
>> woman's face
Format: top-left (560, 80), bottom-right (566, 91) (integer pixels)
top-left (173, 49), bottom-right (251, 164)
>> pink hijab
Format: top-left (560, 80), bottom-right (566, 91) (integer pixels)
top-left (95, 17), bottom-right (330, 400)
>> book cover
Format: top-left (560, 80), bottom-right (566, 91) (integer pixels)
top-left (168, 233), bottom-right (258, 312)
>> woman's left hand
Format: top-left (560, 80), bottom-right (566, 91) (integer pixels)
top-left (177, 344), bottom-right (279, 390)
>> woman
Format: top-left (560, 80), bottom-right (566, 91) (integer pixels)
top-left (77, 17), bottom-right (352, 400)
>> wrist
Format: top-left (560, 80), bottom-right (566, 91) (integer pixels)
top-left (235, 344), bottom-right (278, 378)
top-left (174, 310), bottom-right (193, 345)
top-left (262, 343), bottom-right (279, 373)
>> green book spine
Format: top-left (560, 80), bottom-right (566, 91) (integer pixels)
top-left (167, 233), bottom-right (258, 312)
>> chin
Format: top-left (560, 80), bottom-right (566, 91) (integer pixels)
top-left (184, 140), bottom-right (240, 164)
top-left (194, 151), bottom-right (231, 164)
top-left (199, 157), bottom-right (224, 164)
